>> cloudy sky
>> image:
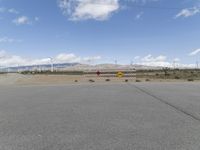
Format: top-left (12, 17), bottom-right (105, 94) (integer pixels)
top-left (0, 0), bottom-right (200, 67)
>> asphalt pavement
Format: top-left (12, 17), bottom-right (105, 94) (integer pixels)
top-left (0, 83), bottom-right (200, 150)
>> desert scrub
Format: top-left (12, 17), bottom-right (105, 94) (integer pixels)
top-left (89, 79), bottom-right (95, 82)
top-left (187, 79), bottom-right (194, 82)
top-left (136, 79), bottom-right (141, 82)
top-left (175, 76), bottom-right (180, 79)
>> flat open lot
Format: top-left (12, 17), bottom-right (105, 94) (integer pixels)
top-left (0, 83), bottom-right (200, 150)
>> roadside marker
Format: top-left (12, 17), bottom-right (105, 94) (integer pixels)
top-left (117, 72), bottom-right (124, 78)
top-left (96, 70), bottom-right (101, 76)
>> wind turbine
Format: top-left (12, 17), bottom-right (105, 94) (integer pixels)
top-left (48, 57), bottom-right (54, 72)
top-left (196, 61), bottom-right (199, 69)
top-left (0, 58), bottom-right (9, 73)
top-left (114, 60), bottom-right (118, 65)
top-left (0, 56), bottom-right (3, 73)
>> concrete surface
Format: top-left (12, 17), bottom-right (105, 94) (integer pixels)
top-left (0, 83), bottom-right (200, 150)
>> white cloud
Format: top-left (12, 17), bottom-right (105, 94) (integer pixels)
top-left (134, 56), bottom-right (140, 60)
top-left (175, 7), bottom-right (200, 18)
top-left (137, 54), bottom-right (170, 67)
top-left (8, 8), bottom-right (19, 14)
top-left (135, 54), bottom-right (196, 68)
top-left (0, 50), bottom-right (6, 57)
top-left (189, 48), bottom-right (200, 56)
top-left (55, 53), bottom-right (101, 63)
top-left (58, 0), bottom-right (120, 21)
top-left (0, 37), bottom-right (22, 43)
top-left (173, 58), bottom-right (180, 62)
top-left (57, 0), bottom-right (161, 21)
top-left (13, 16), bottom-right (30, 25)
top-left (0, 51), bottom-right (197, 68)
top-left (0, 50), bottom-right (101, 67)
top-left (0, 50), bottom-right (27, 66)
top-left (141, 54), bottom-right (167, 62)
top-left (83, 56), bottom-right (102, 62)
top-left (34, 17), bottom-right (39, 21)
top-left (0, 7), bottom-right (19, 14)
top-left (55, 53), bottom-right (81, 62)
top-left (128, 0), bottom-right (159, 4)
top-left (135, 12), bottom-right (143, 20)
top-left (13, 16), bottom-right (39, 25)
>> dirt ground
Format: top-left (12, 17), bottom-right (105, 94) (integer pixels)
top-left (16, 74), bottom-right (136, 85)
top-left (0, 73), bottom-right (134, 85)
top-left (0, 73), bottom-right (199, 86)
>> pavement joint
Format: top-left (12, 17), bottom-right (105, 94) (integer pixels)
top-left (129, 83), bottom-right (200, 123)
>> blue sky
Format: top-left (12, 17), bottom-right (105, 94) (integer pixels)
top-left (0, 0), bottom-right (200, 67)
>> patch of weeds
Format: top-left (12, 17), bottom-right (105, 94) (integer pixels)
top-left (89, 79), bottom-right (95, 83)
top-left (136, 79), bottom-right (141, 82)
top-left (175, 76), bottom-right (180, 79)
top-left (187, 79), bottom-right (194, 82)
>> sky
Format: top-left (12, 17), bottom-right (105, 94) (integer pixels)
top-left (0, 0), bottom-right (200, 67)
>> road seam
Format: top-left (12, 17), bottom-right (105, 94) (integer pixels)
top-left (129, 83), bottom-right (200, 122)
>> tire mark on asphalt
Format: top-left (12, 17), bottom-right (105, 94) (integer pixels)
top-left (129, 83), bottom-right (200, 122)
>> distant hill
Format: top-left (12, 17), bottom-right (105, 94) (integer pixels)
top-left (1, 63), bottom-right (165, 73)
top-left (2, 63), bottom-right (79, 72)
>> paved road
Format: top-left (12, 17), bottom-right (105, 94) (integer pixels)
top-left (0, 83), bottom-right (200, 150)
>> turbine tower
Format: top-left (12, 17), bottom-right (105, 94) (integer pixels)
top-left (48, 57), bottom-right (54, 72)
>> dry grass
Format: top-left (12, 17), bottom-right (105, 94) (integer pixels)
top-left (136, 79), bottom-right (141, 82)
top-left (136, 69), bottom-right (200, 80)
top-left (89, 79), bottom-right (95, 82)
top-left (1, 69), bottom-right (199, 86)
top-left (125, 79), bottom-right (129, 82)
top-left (145, 79), bottom-right (150, 82)
top-left (105, 79), bottom-right (111, 82)
top-left (187, 79), bottom-right (194, 82)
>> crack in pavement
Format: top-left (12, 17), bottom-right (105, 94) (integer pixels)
top-left (129, 83), bottom-right (200, 123)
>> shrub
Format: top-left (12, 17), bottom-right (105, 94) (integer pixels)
top-left (74, 80), bottom-right (78, 82)
top-left (136, 79), bottom-right (141, 82)
top-left (125, 79), bottom-right (128, 82)
top-left (175, 76), bottom-right (180, 79)
top-left (105, 79), bottom-right (110, 82)
top-left (187, 79), bottom-right (194, 82)
top-left (165, 73), bottom-right (170, 76)
top-left (145, 79), bottom-right (150, 82)
top-left (89, 79), bottom-right (95, 82)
